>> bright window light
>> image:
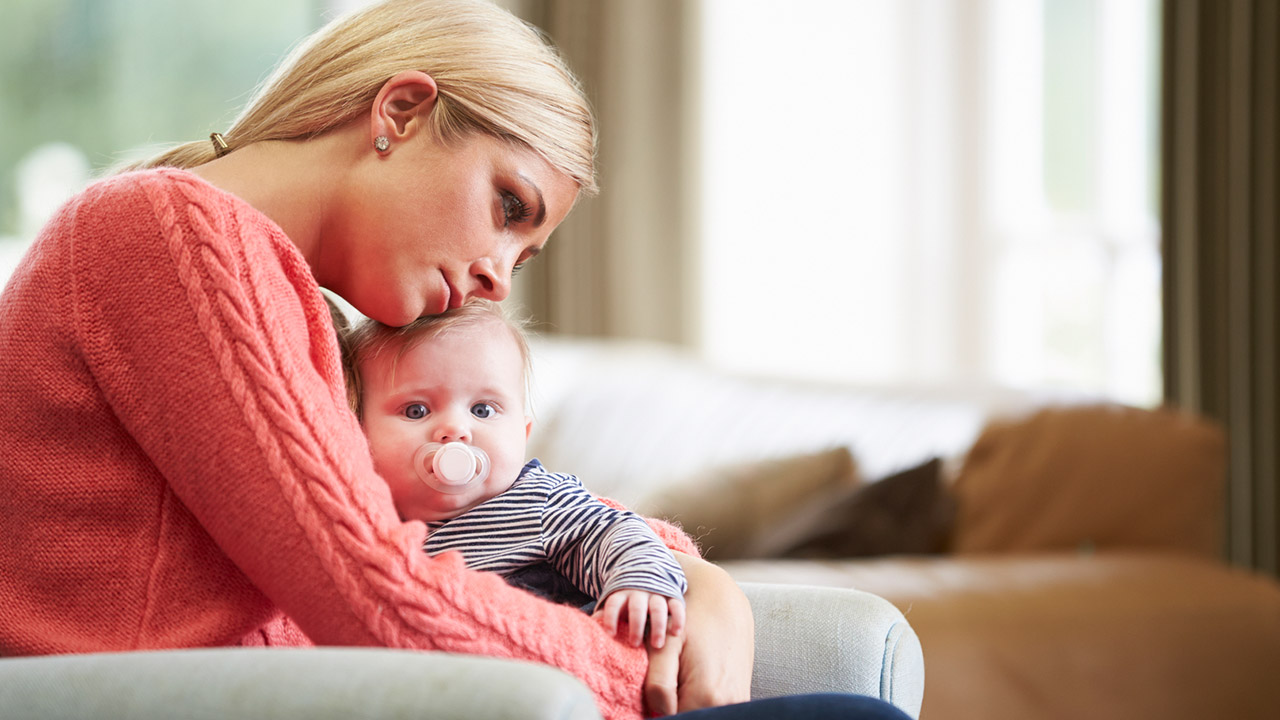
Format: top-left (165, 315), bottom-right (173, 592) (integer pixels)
top-left (697, 0), bottom-right (1161, 405)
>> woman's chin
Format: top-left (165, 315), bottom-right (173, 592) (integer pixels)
top-left (368, 304), bottom-right (422, 329)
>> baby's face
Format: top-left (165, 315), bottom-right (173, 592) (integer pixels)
top-left (360, 317), bottom-right (531, 522)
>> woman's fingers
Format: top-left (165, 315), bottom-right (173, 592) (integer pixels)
top-left (644, 629), bottom-right (683, 717)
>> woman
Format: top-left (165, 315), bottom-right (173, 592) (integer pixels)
top-left (0, 1), bottom-right (906, 718)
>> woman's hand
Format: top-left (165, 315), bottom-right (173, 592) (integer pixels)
top-left (644, 552), bottom-right (754, 715)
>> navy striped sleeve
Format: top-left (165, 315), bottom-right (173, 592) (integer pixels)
top-left (536, 466), bottom-right (687, 601)
top-left (423, 460), bottom-right (687, 603)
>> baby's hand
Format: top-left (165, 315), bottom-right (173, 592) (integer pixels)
top-left (593, 590), bottom-right (687, 649)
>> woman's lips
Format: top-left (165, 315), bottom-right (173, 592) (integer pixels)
top-left (445, 277), bottom-right (464, 309)
top-left (431, 275), bottom-right (452, 316)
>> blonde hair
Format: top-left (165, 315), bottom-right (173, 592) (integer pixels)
top-left (123, 0), bottom-right (597, 194)
top-left (341, 298), bottom-right (532, 419)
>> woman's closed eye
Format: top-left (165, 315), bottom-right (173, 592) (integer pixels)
top-left (501, 191), bottom-right (533, 227)
top-left (511, 246), bottom-right (542, 277)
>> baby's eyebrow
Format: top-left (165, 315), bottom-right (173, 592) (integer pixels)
top-left (478, 386), bottom-right (519, 400)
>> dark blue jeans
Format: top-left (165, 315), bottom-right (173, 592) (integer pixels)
top-left (670, 693), bottom-right (912, 719)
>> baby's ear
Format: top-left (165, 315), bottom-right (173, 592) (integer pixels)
top-left (524, 417), bottom-right (533, 441)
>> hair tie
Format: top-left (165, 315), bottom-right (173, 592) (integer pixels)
top-left (210, 133), bottom-right (230, 158)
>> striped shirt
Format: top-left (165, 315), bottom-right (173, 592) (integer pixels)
top-left (425, 460), bottom-right (687, 601)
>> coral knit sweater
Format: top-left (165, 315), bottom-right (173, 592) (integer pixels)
top-left (0, 168), bottom-right (697, 720)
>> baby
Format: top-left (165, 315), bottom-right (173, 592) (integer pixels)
top-left (341, 298), bottom-right (686, 648)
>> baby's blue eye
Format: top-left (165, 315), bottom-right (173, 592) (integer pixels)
top-left (404, 404), bottom-right (427, 419)
top-left (471, 403), bottom-right (495, 419)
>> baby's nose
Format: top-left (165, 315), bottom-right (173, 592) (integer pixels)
top-left (432, 420), bottom-right (470, 444)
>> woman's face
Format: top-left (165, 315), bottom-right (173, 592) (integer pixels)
top-left (321, 132), bottom-right (578, 327)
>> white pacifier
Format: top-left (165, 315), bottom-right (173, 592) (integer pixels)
top-left (413, 441), bottom-right (491, 494)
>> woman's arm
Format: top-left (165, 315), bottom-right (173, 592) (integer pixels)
top-left (645, 552), bottom-right (754, 715)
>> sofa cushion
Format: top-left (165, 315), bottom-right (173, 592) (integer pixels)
top-left (766, 458), bottom-right (957, 559)
top-left (950, 404), bottom-right (1225, 556)
top-left (640, 446), bottom-right (860, 561)
top-left (526, 336), bottom-right (1020, 510)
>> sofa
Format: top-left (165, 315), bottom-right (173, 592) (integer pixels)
top-left (524, 335), bottom-right (1280, 720)
top-left (0, 581), bottom-right (921, 719)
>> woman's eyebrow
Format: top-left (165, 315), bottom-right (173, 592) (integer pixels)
top-left (517, 172), bottom-right (547, 227)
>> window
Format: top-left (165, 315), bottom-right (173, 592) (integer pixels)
top-left (0, 0), bottom-right (325, 282)
top-left (697, 0), bottom-right (1162, 405)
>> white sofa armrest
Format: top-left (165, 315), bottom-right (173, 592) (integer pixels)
top-left (0, 647), bottom-right (602, 720)
top-left (740, 581), bottom-right (924, 719)
top-left (1, 586), bottom-right (923, 720)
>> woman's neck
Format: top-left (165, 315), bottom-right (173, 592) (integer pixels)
top-left (188, 124), bottom-right (361, 270)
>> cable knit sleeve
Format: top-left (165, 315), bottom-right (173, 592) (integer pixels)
top-left (67, 170), bottom-right (652, 720)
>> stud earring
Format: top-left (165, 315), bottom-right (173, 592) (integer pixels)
top-left (374, 136), bottom-right (391, 153)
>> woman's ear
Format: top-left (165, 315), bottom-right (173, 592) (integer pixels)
top-left (370, 70), bottom-right (440, 150)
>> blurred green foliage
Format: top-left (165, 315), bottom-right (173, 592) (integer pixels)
top-left (0, 0), bottom-right (323, 235)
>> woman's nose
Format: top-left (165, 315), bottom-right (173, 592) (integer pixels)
top-left (468, 257), bottom-right (512, 303)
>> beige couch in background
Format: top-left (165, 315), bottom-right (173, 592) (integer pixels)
top-left (528, 336), bottom-right (1280, 720)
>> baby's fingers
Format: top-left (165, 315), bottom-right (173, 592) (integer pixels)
top-left (593, 592), bottom-right (627, 636)
top-left (647, 594), bottom-right (670, 648)
top-left (626, 592), bottom-right (649, 647)
top-left (667, 598), bottom-right (687, 638)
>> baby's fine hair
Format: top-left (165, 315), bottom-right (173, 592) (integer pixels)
top-left (123, 0), bottom-right (597, 195)
top-left (341, 298), bottom-right (532, 420)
